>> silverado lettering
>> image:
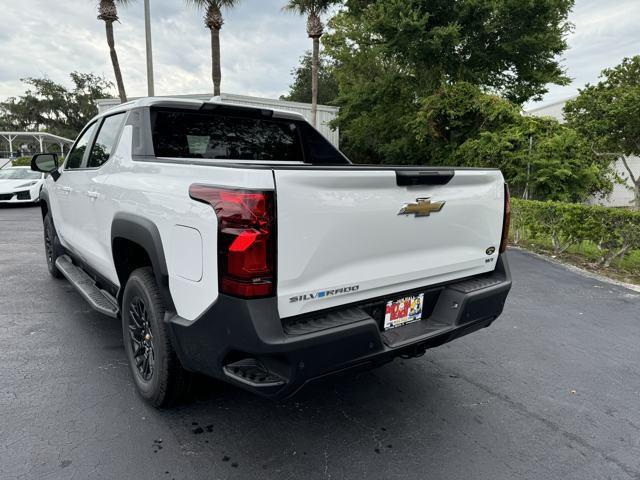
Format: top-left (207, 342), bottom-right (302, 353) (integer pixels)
top-left (289, 285), bottom-right (360, 303)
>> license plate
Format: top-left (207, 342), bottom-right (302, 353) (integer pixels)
top-left (383, 293), bottom-right (425, 330)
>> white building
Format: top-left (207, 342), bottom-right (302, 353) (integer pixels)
top-left (96, 93), bottom-right (340, 148)
top-left (526, 98), bottom-right (640, 208)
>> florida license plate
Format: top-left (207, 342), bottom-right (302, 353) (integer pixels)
top-left (383, 293), bottom-right (425, 330)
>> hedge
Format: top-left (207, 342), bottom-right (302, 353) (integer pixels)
top-left (511, 199), bottom-right (640, 267)
top-left (9, 156), bottom-right (65, 167)
top-left (11, 157), bottom-right (32, 167)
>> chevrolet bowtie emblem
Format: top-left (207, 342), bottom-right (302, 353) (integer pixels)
top-left (398, 197), bottom-right (446, 217)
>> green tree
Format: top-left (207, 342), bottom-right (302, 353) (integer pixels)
top-left (564, 56), bottom-right (640, 209)
top-left (281, 51), bottom-right (339, 104)
top-left (97, 0), bottom-right (134, 103)
top-left (413, 82), bottom-right (613, 202)
top-left (283, 0), bottom-right (340, 127)
top-left (413, 81), bottom-right (521, 162)
top-left (0, 73), bottom-right (114, 139)
top-left (324, 0), bottom-right (573, 164)
top-left (186, 0), bottom-right (241, 96)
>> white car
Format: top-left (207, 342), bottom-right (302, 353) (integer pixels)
top-left (31, 97), bottom-right (511, 406)
top-left (0, 166), bottom-right (45, 204)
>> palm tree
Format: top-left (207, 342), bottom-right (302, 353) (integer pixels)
top-left (284, 0), bottom-right (337, 127)
top-left (97, 0), bottom-right (133, 103)
top-left (186, 0), bottom-right (240, 97)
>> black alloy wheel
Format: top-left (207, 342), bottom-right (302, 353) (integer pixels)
top-left (122, 267), bottom-right (191, 407)
top-left (128, 296), bottom-right (155, 382)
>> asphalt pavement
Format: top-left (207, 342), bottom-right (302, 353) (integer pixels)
top-left (1, 204), bottom-right (639, 480)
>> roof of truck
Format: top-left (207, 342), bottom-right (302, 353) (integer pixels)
top-left (92, 96), bottom-right (307, 123)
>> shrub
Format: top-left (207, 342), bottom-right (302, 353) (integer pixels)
top-left (511, 199), bottom-right (640, 267)
top-left (12, 156), bottom-right (32, 167)
top-left (10, 156), bottom-right (64, 167)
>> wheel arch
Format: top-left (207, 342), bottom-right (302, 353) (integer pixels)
top-left (111, 213), bottom-right (175, 311)
top-left (39, 189), bottom-right (50, 220)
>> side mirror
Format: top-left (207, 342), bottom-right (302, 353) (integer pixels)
top-left (31, 153), bottom-right (60, 180)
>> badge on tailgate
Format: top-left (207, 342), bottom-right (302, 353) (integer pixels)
top-left (398, 197), bottom-right (445, 217)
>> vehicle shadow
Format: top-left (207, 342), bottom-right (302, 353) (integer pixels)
top-left (161, 349), bottom-right (465, 476)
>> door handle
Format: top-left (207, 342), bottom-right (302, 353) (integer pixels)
top-left (86, 191), bottom-right (100, 199)
top-left (58, 186), bottom-right (72, 194)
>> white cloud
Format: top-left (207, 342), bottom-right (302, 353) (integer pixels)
top-left (0, 0), bottom-right (312, 101)
top-left (1, 0), bottom-right (638, 107)
top-left (527, 0), bottom-right (640, 108)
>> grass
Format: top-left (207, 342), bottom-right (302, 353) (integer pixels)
top-left (511, 234), bottom-right (640, 286)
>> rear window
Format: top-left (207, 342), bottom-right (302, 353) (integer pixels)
top-left (151, 110), bottom-right (304, 162)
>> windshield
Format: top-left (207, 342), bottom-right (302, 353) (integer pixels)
top-left (0, 169), bottom-right (41, 180)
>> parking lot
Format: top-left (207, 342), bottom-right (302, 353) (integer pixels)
top-left (1, 204), bottom-right (640, 480)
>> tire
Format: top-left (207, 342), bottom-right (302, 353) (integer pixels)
top-left (43, 213), bottom-right (63, 278)
top-left (122, 267), bottom-right (191, 407)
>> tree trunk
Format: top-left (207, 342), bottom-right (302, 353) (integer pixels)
top-left (211, 28), bottom-right (222, 97)
top-left (602, 244), bottom-right (630, 268)
top-left (552, 234), bottom-right (573, 255)
top-left (311, 36), bottom-right (320, 128)
top-left (620, 156), bottom-right (640, 210)
top-left (105, 20), bottom-right (127, 103)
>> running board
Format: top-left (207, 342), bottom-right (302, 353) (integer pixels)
top-left (55, 255), bottom-right (119, 318)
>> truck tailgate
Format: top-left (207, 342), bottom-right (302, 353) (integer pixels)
top-left (274, 168), bottom-right (506, 318)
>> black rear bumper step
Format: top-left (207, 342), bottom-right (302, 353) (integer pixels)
top-left (449, 275), bottom-right (504, 293)
top-left (55, 255), bottom-right (119, 318)
top-left (283, 307), bottom-right (373, 336)
top-left (223, 359), bottom-right (286, 388)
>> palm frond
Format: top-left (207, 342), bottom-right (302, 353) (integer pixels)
top-left (184, 0), bottom-right (209, 8)
top-left (282, 0), bottom-right (336, 15)
top-left (282, 0), bottom-right (309, 15)
top-left (184, 0), bottom-right (240, 9)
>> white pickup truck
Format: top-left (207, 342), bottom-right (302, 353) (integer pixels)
top-left (31, 97), bottom-right (511, 406)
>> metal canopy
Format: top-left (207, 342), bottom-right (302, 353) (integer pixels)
top-left (0, 131), bottom-right (75, 156)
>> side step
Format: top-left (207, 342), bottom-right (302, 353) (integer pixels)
top-left (55, 255), bottom-right (119, 318)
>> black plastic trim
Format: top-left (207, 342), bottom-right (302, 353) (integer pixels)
top-left (167, 254), bottom-right (512, 400)
top-left (111, 213), bottom-right (175, 310)
top-left (396, 169), bottom-right (455, 186)
top-left (38, 188), bottom-right (50, 218)
top-left (130, 156), bottom-right (499, 172)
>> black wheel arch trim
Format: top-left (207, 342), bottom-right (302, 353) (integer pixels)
top-left (111, 213), bottom-right (175, 311)
top-left (39, 188), bottom-right (50, 219)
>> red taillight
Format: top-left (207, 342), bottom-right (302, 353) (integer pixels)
top-left (499, 183), bottom-right (510, 253)
top-left (189, 185), bottom-right (275, 298)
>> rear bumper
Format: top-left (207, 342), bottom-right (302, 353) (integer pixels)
top-left (167, 254), bottom-right (512, 399)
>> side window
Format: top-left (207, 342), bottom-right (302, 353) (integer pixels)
top-left (65, 123), bottom-right (97, 169)
top-left (87, 113), bottom-right (126, 168)
top-left (302, 123), bottom-right (349, 165)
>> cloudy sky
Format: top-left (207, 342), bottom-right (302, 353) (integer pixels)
top-left (0, 0), bottom-right (638, 108)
